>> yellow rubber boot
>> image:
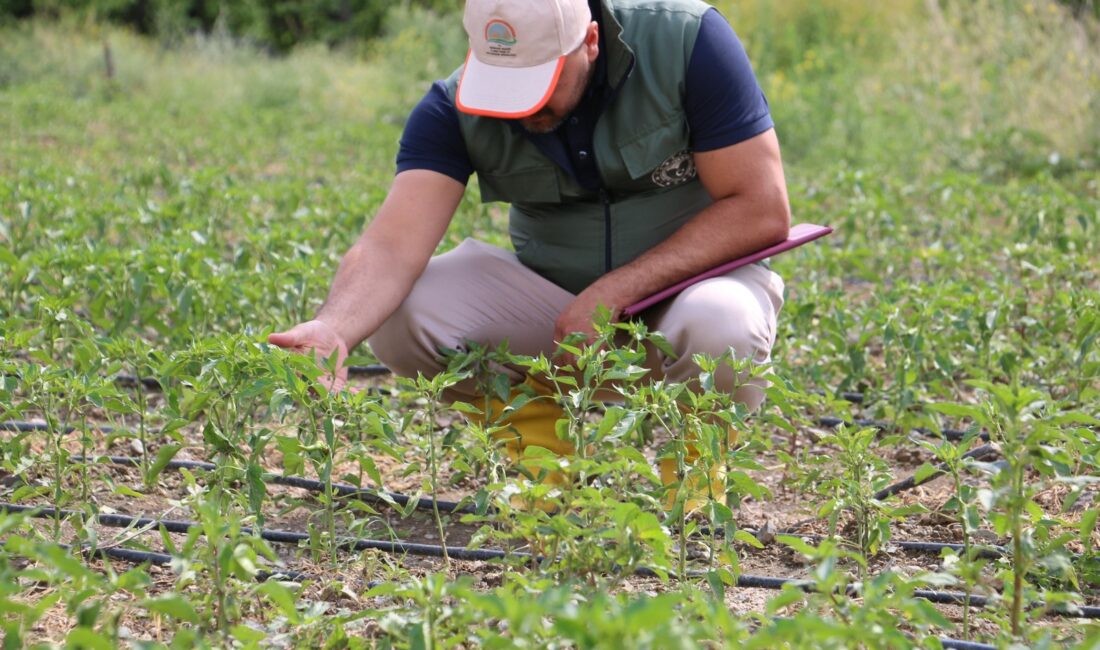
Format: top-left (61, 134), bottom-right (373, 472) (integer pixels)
top-left (483, 381), bottom-right (574, 461)
top-left (473, 378), bottom-right (573, 510)
top-left (659, 429), bottom-right (739, 513)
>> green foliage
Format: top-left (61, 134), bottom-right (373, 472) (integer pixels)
top-left (1, 4), bottom-right (1098, 647)
top-left (7, 0), bottom-right (462, 51)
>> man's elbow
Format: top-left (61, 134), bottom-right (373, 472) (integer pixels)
top-left (764, 185), bottom-right (791, 244)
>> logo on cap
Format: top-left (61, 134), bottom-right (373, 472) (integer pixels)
top-left (485, 19), bottom-right (517, 46)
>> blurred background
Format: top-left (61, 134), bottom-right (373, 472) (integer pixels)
top-left (2, 0), bottom-right (1097, 178)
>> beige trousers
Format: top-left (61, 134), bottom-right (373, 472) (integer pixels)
top-left (369, 239), bottom-right (785, 409)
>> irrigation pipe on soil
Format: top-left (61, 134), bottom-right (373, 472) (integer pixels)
top-left (872, 443), bottom-right (999, 500)
top-left (61, 543), bottom-right (314, 583)
top-left (8, 449), bottom-right (1022, 560)
top-left (3, 503), bottom-right (530, 564)
top-left (34, 533), bottom-right (1008, 649)
top-left (4, 504), bottom-right (1097, 620)
top-left (69, 453), bottom-right (478, 516)
top-left (111, 364), bottom-right (394, 391)
top-left (76, 454), bottom-right (1014, 559)
top-left (815, 416), bottom-right (986, 442)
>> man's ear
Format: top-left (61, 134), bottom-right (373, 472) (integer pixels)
top-left (584, 21), bottom-right (599, 63)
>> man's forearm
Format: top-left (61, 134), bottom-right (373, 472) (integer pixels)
top-left (591, 189), bottom-right (790, 312)
top-left (312, 170), bottom-right (466, 350)
top-left (314, 235), bottom-right (424, 350)
top-left (587, 129), bottom-right (791, 313)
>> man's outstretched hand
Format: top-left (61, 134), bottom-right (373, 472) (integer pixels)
top-left (268, 319), bottom-right (350, 392)
top-left (553, 282), bottom-right (624, 366)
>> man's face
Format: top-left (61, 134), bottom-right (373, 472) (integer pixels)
top-left (519, 23), bottom-right (599, 134)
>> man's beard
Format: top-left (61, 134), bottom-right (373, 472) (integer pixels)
top-left (520, 109), bottom-right (567, 134)
top-left (518, 59), bottom-right (594, 135)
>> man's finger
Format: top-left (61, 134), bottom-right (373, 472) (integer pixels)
top-left (267, 330), bottom-right (301, 348)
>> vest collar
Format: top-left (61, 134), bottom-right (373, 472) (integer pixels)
top-left (598, 0), bottom-right (636, 94)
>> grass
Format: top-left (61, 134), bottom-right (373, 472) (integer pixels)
top-left (1, 1), bottom-right (1099, 647)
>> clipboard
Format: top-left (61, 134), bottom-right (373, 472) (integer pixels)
top-left (622, 222), bottom-right (834, 317)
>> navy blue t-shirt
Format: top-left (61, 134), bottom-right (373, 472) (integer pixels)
top-left (396, 7), bottom-right (772, 189)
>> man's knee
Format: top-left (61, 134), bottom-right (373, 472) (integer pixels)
top-left (368, 284), bottom-right (442, 379)
top-left (672, 282), bottom-right (774, 359)
top-left (654, 274), bottom-right (780, 405)
top-left (368, 246), bottom-right (474, 378)
top-left (685, 307), bottom-right (772, 400)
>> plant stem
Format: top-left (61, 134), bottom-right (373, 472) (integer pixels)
top-left (80, 413), bottom-right (89, 503)
top-left (426, 394), bottom-right (449, 566)
top-left (1011, 467), bottom-right (1024, 638)
top-left (46, 391), bottom-right (63, 540)
top-left (135, 361), bottom-right (148, 477)
top-left (677, 420), bottom-right (687, 581)
top-left (951, 469), bottom-right (972, 639)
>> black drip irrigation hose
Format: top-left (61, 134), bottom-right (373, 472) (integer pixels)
top-left (111, 364), bottom-right (875, 406)
top-left (0, 436), bottom-right (1074, 564)
top-left (885, 539), bottom-right (1006, 560)
top-left (2, 416), bottom-right (980, 447)
top-left (743, 531), bottom-right (1009, 562)
top-left (938, 640), bottom-right (996, 650)
top-left (3, 503), bottom-right (674, 575)
top-left (40, 534), bottom-right (1018, 650)
top-left (60, 543), bottom-right (314, 583)
top-left (110, 364), bottom-right (393, 392)
top-left (346, 367), bottom-right (881, 407)
top-left (348, 365), bottom-right (394, 378)
top-left (112, 374), bottom-right (162, 391)
top-left (0, 441), bottom-right (1061, 565)
top-left (815, 416), bottom-right (987, 442)
top-left (873, 444), bottom-right (999, 501)
top-left (87, 454), bottom-right (1018, 561)
top-left (70, 454), bottom-right (479, 516)
top-left (5, 503), bottom-right (1098, 620)
top-left (809, 389), bottom-right (867, 404)
top-left (1, 421), bottom-right (115, 434)
top-left (3, 503), bottom-right (521, 564)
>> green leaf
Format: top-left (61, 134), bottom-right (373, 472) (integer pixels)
top-left (64, 627), bottom-right (114, 650)
top-left (764, 587), bottom-right (805, 615)
top-left (1081, 508), bottom-right (1098, 551)
top-left (491, 373), bottom-right (512, 403)
top-left (925, 403), bottom-right (983, 420)
top-left (912, 462), bottom-right (942, 484)
top-left (276, 435), bottom-right (304, 475)
top-left (1050, 412), bottom-right (1100, 427)
top-left (231, 624), bottom-right (269, 643)
top-left (777, 535), bottom-right (818, 557)
top-left (256, 581), bottom-right (301, 624)
top-left (202, 422), bottom-right (232, 453)
top-left (449, 401), bottom-right (482, 415)
top-left (142, 595), bottom-right (199, 623)
top-left (734, 529), bottom-right (765, 549)
top-left (648, 332), bottom-right (677, 359)
top-left (144, 443), bottom-right (182, 485)
top-left (705, 570), bottom-right (726, 599)
top-left (112, 484), bottom-right (145, 499)
top-left (247, 462), bottom-right (267, 520)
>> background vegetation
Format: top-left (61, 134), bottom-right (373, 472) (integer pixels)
top-left (1, 0), bottom-right (1098, 647)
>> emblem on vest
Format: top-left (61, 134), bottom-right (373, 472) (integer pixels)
top-left (651, 149), bottom-right (697, 187)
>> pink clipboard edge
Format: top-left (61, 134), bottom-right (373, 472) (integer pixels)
top-left (622, 223), bottom-right (834, 317)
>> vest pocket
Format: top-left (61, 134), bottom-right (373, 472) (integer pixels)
top-left (619, 115), bottom-right (692, 184)
top-left (476, 167), bottom-right (562, 204)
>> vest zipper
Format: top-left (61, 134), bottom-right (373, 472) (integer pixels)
top-left (599, 188), bottom-right (612, 274)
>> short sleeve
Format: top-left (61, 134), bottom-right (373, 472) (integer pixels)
top-left (395, 81), bottom-right (475, 184)
top-left (685, 9), bottom-right (774, 152)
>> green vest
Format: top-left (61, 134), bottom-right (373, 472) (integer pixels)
top-left (445, 0), bottom-right (714, 294)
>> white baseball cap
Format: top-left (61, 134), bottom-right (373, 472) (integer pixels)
top-left (456, 0), bottom-right (593, 118)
